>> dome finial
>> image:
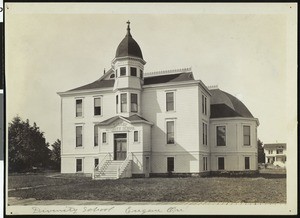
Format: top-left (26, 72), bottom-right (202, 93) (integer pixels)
top-left (126, 20), bottom-right (131, 36)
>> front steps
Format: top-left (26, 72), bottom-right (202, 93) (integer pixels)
top-left (94, 161), bottom-right (124, 180)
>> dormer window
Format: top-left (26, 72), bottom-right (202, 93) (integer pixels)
top-left (110, 74), bottom-right (115, 79)
top-left (120, 67), bottom-right (126, 76)
top-left (130, 67), bottom-right (137, 76)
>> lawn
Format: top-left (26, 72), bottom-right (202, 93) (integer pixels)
top-left (8, 171), bottom-right (286, 203)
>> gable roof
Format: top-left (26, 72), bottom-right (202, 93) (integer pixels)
top-left (210, 89), bottom-right (254, 118)
top-left (67, 72), bottom-right (195, 92)
top-left (97, 114), bottom-right (152, 126)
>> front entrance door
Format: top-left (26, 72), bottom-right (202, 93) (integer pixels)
top-left (115, 139), bottom-right (127, 160)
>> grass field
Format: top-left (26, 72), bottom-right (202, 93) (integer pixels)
top-left (8, 170), bottom-right (286, 203)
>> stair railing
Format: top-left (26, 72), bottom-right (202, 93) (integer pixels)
top-left (93, 153), bottom-right (112, 179)
top-left (117, 152), bottom-right (133, 178)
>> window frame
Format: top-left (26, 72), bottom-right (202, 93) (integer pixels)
top-left (93, 97), bottom-right (102, 116)
top-left (203, 122), bottom-right (208, 145)
top-left (133, 131), bottom-right (139, 143)
top-left (94, 158), bottom-right (99, 168)
top-left (76, 158), bottom-right (83, 173)
top-left (203, 156), bottom-right (208, 171)
top-left (75, 125), bottom-right (83, 148)
top-left (75, 98), bottom-right (83, 117)
top-left (167, 157), bottom-right (175, 172)
top-left (218, 157), bottom-right (225, 170)
top-left (94, 125), bottom-right (98, 147)
top-left (130, 67), bottom-right (137, 77)
top-left (121, 93), bottom-right (127, 112)
top-left (216, 125), bottom-right (226, 146)
top-left (131, 93), bottom-right (138, 113)
top-left (202, 94), bottom-right (207, 115)
top-left (166, 91), bottom-right (175, 112)
top-left (243, 125), bottom-right (251, 146)
top-left (245, 156), bottom-right (250, 170)
top-left (120, 67), bottom-right (126, 76)
top-left (102, 132), bottom-right (107, 144)
top-left (116, 95), bottom-right (119, 113)
top-left (166, 119), bottom-right (175, 145)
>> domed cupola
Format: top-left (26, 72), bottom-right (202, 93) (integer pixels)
top-left (115, 21), bottom-right (143, 60)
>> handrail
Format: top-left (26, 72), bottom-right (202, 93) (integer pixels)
top-left (92, 153), bottom-right (112, 179)
top-left (117, 152), bottom-right (132, 178)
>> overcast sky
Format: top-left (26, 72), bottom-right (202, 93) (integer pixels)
top-left (5, 3), bottom-right (297, 145)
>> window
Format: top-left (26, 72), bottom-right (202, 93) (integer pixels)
top-left (245, 157), bottom-right (250, 170)
top-left (76, 126), bottom-right (83, 147)
top-left (166, 121), bottom-right (175, 144)
top-left (202, 95), bottom-right (207, 115)
top-left (110, 74), bottom-right (115, 79)
top-left (167, 157), bottom-right (174, 172)
top-left (203, 123), bottom-right (208, 145)
top-left (76, 159), bottom-right (83, 172)
top-left (243, 126), bottom-right (251, 146)
top-left (116, 95), bottom-right (119, 113)
top-left (203, 157), bottom-right (208, 171)
top-left (216, 126), bottom-right (226, 146)
top-left (94, 126), bottom-right (98, 146)
top-left (131, 93), bottom-right (138, 112)
top-left (218, 157), bottom-right (225, 170)
top-left (130, 67), bottom-right (137, 76)
top-left (76, 99), bottom-right (83, 117)
top-left (94, 98), bottom-right (101, 116)
top-left (276, 149), bottom-right (283, 154)
top-left (134, 131), bottom-right (138, 142)
top-left (102, 132), bottom-right (107, 144)
top-left (120, 67), bottom-right (126, 76)
top-left (140, 70), bottom-right (143, 79)
top-left (121, 93), bottom-right (127, 112)
top-left (268, 150), bottom-right (273, 154)
top-left (94, 158), bottom-right (99, 168)
top-left (166, 92), bottom-right (174, 111)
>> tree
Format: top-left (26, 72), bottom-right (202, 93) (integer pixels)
top-left (8, 116), bottom-right (51, 172)
top-left (257, 139), bottom-right (265, 163)
top-left (50, 139), bottom-right (61, 170)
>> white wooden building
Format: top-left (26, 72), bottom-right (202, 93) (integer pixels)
top-left (58, 22), bottom-right (259, 179)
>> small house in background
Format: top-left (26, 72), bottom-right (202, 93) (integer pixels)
top-left (264, 143), bottom-right (287, 168)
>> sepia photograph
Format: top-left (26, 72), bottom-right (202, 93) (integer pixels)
top-left (4, 3), bottom-right (297, 215)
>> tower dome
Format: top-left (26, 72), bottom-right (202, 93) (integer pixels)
top-left (115, 21), bottom-right (143, 59)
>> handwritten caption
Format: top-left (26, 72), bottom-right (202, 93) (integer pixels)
top-left (31, 205), bottom-right (185, 215)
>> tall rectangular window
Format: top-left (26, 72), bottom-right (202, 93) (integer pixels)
top-left (218, 157), bottom-right (225, 170)
top-left (76, 159), bottom-right (83, 172)
top-left (130, 67), bottom-right (137, 76)
top-left (216, 126), bottom-right (226, 146)
top-left (76, 99), bottom-right (83, 117)
top-left (166, 121), bottom-right (175, 144)
top-left (116, 95), bottom-right (119, 113)
top-left (202, 95), bottom-right (207, 115)
top-left (120, 67), bottom-right (126, 76)
top-left (243, 126), bottom-right (250, 146)
top-left (166, 92), bottom-right (174, 111)
top-left (140, 70), bottom-right (143, 79)
top-left (203, 123), bottom-right (208, 145)
top-left (121, 93), bottom-right (127, 112)
top-left (76, 126), bottom-right (82, 147)
top-left (134, 131), bottom-right (138, 142)
top-left (94, 98), bottom-right (101, 116)
top-left (245, 157), bottom-right (250, 170)
top-left (94, 126), bottom-right (98, 146)
top-left (167, 157), bottom-right (174, 172)
top-left (94, 158), bottom-right (99, 168)
top-left (203, 157), bottom-right (208, 171)
top-left (131, 93), bottom-right (138, 112)
top-left (102, 132), bottom-right (107, 144)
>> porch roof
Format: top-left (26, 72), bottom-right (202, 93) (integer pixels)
top-left (97, 114), bottom-right (153, 126)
